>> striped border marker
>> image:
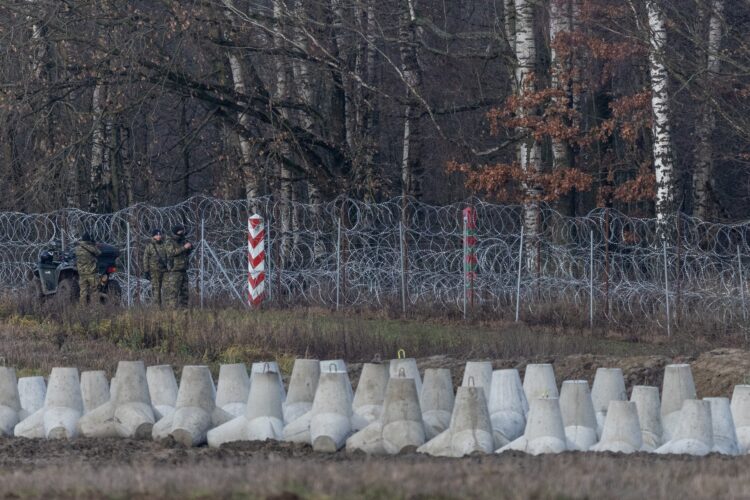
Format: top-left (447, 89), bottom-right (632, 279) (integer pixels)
top-left (248, 214), bottom-right (266, 307)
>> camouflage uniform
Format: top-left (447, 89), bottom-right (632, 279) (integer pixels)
top-left (142, 239), bottom-right (168, 306)
top-left (163, 235), bottom-right (192, 307)
top-left (75, 240), bottom-right (101, 305)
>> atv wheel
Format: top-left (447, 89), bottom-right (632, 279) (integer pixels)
top-left (101, 280), bottom-right (122, 306)
top-left (55, 277), bottom-right (80, 304)
top-left (24, 278), bottom-right (43, 302)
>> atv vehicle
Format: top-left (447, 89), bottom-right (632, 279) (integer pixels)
top-left (26, 241), bottom-right (123, 304)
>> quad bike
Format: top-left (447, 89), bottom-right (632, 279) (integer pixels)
top-left (26, 241), bottom-right (122, 304)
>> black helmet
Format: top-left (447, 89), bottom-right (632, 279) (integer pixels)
top-left (172, 224), bottom-right (186, 236)
top-left (151, 228), bottom-right (163, 237)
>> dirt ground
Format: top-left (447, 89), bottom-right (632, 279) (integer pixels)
top-left (0, 437), bottom-right (749, 499)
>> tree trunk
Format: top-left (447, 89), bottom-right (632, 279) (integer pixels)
top-left (692, 0), bottom-right (724, 221)
top-left (398, 0), bottom-right (424, 201)
top-left (646, 0), bottom-right (675, 229)
top-left (89, 83), bottom-right (106, 212)
top-left (514, 0), bottom-right (541, 269)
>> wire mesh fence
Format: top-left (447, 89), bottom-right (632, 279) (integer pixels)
top-left (1, 196), bottom-right (748, 334)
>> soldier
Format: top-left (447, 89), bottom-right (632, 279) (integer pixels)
top-left (75, 232), bottom-right (102, 305)
top-left (142, 228), bottom-right (168, 306)
top-left (163, 224), bottom-right (193, 307)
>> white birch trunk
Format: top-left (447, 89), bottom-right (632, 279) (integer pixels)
top-left (223, 0), bottom-right (261, 207)
top-left (550, 0), bottom-right (571, 171)
top-left (514, 0), bottom-right (541, 270)
top-left (647, 0), bottom-right (675, 228)
top-left (89, 83), bottom-right (106, 211)
top-left (693, 0), bottom-right (724, 220)
top-left (399, 0), bottom-right (423, 200)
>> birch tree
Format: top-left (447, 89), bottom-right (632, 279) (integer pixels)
top-left (692, 0), bottom-right (724, 220)
top-left (646, 0), bottom-right (675, 228)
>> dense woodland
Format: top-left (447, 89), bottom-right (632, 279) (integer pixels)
top-left (1, 0), bottom-right (749, 232)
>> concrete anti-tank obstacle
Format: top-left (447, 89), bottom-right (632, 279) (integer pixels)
top-left (590, 400), bottom-right (642, 453)
top-left (420, 368), bottom-right (454, 440)
top-left (704, 397), bottom-right (739, 455)
top-left (0, 367), bottom-right (21, 436)
top-left (283, 359), bottom-right (320, 424)
top-left (320, 360), bottom-right (354, 400)
top-left (15, 367), bottom-right (84, 439)
top-left (215, 363), bottom-right (251, 417)
top-left (655, 399), bottom-right (713, 456)
top-left (461, 362), bottom-right (492, 395)
top-left (389, 357), bottom-right (422, 396)
top-left (498, 398), bottom-right (568, 455)
top-left (146, 365), bottom-right (178, 420)
top-left (730, 385), bottom-right (750, 453)
top-left (352, 363), bottom-right (388, 432)
top-left (660, 364), bottom-right (697, 442)
top-left (381, 376), bottom-right (426, 454)
top-left (79, 361), bottom-right (155, 439)
top-left (630, 385), bottom-right (663, 451)
top-left (153, 365), bottom-right (232, 447)
top-left (310, 372), bottom-right (353, 452)
top-left (419, 385), bottom-right (493, 457)
top-left (251, 362), bottom-right (286, 401)
top-left (18, 376), bottom-right (45, 421)
top-left (590, 367), bottom-right (627, 436)
top-left (488, 369), bottom-right (527, 447)
top-left (559, 380), bottom-right (597, 451)
top-left (523, 364), bottom-right (558, 401)
top-left (80, 371), bottom-right (109, 414)
top-left (208, 370), bottom-right (285, 447)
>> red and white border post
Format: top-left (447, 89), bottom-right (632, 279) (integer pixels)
top-left (248, 214), bottom-right (266, 307)
top-left (462, 207), bottom-right (477, 319)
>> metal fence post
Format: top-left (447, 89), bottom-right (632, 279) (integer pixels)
top-left (199, 217), bottom-right (205, 309)
top-left (663, 240), bottom-right (671, 337)
top-left (399, 220), bottom-right (406, 315)
top-left (738, 246), bottom-right (747, 341)
top-left (336, 216), bottom-right (341, 311)
top-left (515, 226), bottom-right (524, 323)
top-left (589, 229), bottom-right (594, 329)
top-left (126, 221), bottom-right (132, 308)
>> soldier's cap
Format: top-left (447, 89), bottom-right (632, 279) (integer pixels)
top-left (172, 224), bottom-right (186, 236)
top-left (151, 228), bottom-right (163, 237)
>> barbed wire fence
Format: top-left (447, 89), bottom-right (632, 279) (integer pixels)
top-left (1, 195), bottom-right (749, 336)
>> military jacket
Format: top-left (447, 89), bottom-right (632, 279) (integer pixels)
top-left (166, 237), bottom-right (192, 272)
top-left (143, 240), bottom-right (168, 273)
top-left (75, 241), bottom-right (101, 275)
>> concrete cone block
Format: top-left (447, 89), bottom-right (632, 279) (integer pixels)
top-left (283, 359), bottom-right (320, 424)
top-left (18, 376), bottom-right (46, 421)
top-left (420, 368), bottom-right (454, 440)
top-left (346, 421), bottom-right (385, 454)
top-left (14, 407), bottom-right (45, 438)
top-left (283, 410), bottom-right (312, 443)
top-left (43, 367), bottom-right (83, 439)
top-left (245, 371), bottom-right (284, 441)
top-left (320, 359), bottom-right (354, 402)
top-left (499, 398), bottom-right (567, 455)
top-left (352, 363), bottom-right (389, 431)
top-left (656, 399), bottom-right (713, 456)
top-left (147, 365), bottom-right (178, 420)
top-left (216, 363), bottom-right (251, 417)
top-left (449, 386), bottom-right (494, 456)
top-left (630, 385), bottom-right (663, 451)
top-left (523, 364), bottom-right (558, 401)
top-left (591, 368), bottom-right (627, 436)
top-left (559, 380), bottom-right (597, 451)
top-left (80, 371), bottom-right (109, 415)
top-left (251, 362), bottom-right (286, 401)
top-left (310, 372), bottom-right (353, 452)
top-left (461, 362), bottom-right (493, 396)
top-left (111, 361), bottom-right (155, 439)
top-left (590, 401), bottom-right (642, 453)
top-left (77, 401), bottom-right (117, 438)
top-left (416, 428), bottom-right (454, 457)
top-left (0, 367), bottom-right (21, 436)
top-left (389, 358), bottom-right (422, 396)
top-left (165, 366), bottom-right (216, 447)
top-left (704, 397), bottom-right (739, 455)
top-left (489, 369), bottom-right (527, 447)
top-left (730, 385), bottom-right (750, 453)
top-left (381, 377), bottom-right (425, 454)
top-left (661, 364), bottom-right (697, 441)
